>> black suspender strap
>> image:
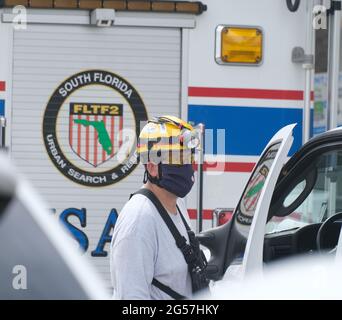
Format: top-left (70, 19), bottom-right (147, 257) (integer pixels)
top-left (134, 189), bottom-right (188, 250)
top-left (132, 188), bottom-right (189, 300)
top-left (151, 279), bottom-right (185, 300)
top-left (177, 205), bottom-right (191, 231)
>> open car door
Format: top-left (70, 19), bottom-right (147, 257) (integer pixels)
top-left (198, 124), bottom-right (296, 281)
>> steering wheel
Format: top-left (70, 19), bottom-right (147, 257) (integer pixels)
top-left (316, 211), bottom-right (342, 253)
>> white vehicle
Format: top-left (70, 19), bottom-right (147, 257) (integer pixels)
top-left (199, 124), bottom-right (342, 284)
top-left (0, 0), bottom-right (333, 288)
top-left (0, 152), bottom-right (109, 299)
top-left (199, 254), bottom-right (342, 299)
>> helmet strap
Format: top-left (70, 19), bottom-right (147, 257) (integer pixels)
top-left (143, 170), bottom-right (148, 184)
top-left (144, 163), bottom-right (163, 187)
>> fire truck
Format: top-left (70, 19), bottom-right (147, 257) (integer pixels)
top-left (0, 0), bottom-right (333, 287)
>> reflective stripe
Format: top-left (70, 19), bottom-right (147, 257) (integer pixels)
top-left (0, 101), bottom-right (4, 116)
top-left (188, 86), bottom-right (314, 101)
top-left (188, 104), bottom-right (310, 156)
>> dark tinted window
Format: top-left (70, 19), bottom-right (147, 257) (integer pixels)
top-left (266, 150), bottom-right (342, 234)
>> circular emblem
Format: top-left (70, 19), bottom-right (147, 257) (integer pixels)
top-left (241, 166), bottom-right (267, 213)
top-left (236, 164), bottom-right (268, 226)
top-left (43, 70), bottom-right (148, 187)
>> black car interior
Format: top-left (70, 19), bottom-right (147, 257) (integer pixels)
top-left (265, 150), bottom-right (342, 263)
top-left (199, 141), bottom-right (342, 281)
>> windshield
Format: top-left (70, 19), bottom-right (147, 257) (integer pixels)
top-left (266, 149), bottom-right (342, 234)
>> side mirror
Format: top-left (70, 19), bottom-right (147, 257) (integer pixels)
top-left (196, 220), bottom-right (233, 281)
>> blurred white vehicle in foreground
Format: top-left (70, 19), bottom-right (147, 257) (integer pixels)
top-left (0, 152), bottom-right (109, 299)
top-left (198, 253), bottom-right (342, 300)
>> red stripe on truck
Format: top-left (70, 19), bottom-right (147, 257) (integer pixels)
top-left (0, 81), bottom-right (5, 91)
top-left (189, 87), bottom-right (314, 101)
top-left (193, 161), bottom-right (255, 173)
top-left (188, 209), bottom-right (213, 220)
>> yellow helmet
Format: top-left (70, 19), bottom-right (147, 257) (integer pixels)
top-left (137, 115), bottom-right (199, 165)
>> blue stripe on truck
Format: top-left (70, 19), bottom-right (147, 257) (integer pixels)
top-left (188, 105), bottom-right (313, 156)
top-left (0, 100), bottom-right (4, 116)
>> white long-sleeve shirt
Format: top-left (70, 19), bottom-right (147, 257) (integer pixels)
top-left (110, 192), bottom-right (193, 300)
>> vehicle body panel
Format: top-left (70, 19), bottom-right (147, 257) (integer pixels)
top-left (0, 152), bottom-right (109, 299)
top-left (199, 124), bottom-right (295, 280)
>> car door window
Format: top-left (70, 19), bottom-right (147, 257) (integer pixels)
top-left (266, 150), bottom-right (342, 234)
top-left (283, 180), bottom-right (306, 207)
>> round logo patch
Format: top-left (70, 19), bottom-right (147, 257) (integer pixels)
top-left (43, 70), bottom-right (148, 187)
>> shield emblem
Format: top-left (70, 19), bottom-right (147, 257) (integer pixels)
top-left (242, 165), bottom-right (268, 214)
top-left (69, 103), bottom-right (123, 167)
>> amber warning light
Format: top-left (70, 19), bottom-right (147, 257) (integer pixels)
top-left (216, 26), bottom-right (263, 65)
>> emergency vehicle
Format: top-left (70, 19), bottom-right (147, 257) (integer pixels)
top-left (0, 0), bottom-right (331, 288)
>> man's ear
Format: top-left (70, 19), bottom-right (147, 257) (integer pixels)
top-left (146, 162), bottom-right (159, 178)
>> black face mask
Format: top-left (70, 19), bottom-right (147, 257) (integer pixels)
top-left (146, 164), bottom-right (195, 198)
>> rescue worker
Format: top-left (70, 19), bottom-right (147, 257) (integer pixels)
top-left (110, 115), bottom-right (200, 300)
